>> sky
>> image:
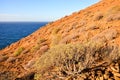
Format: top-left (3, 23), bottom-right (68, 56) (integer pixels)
top-left (0, 0), bottom-right (99, 22)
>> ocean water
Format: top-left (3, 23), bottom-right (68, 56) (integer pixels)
top-left (0, 22), bottom-right (48, 49)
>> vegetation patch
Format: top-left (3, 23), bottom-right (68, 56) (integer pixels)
top-left (31, 38), bottom-right (46, 53)
top-left (107, 5), bottom-right (120, 15)
top-left (34, 41), bottom-right (120, 80)
top-left (50, 28), bottom-right (61, 47)
top-left (14, 47), bottom-right (24, 56)
top-left (30, 45), bottom-right (40, 53)
top-left (37, 38), bottom-right (46, 45)
top-left (94, 13), bottom-right (104, 21)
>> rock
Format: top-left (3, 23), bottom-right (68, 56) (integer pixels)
top-left (65, 76), bottom-right (72, 80)
top-left (40, 45), bottom-right (49, 52)
top-left (104, 71), bottom-right (110, 79)
top-left (96, 77), bottom-right (100, 80)
top-left (0, 56), bottom-right (8, 62)
top-left (78, 77), bottom-right (84, 80)
top-left (113, 13), bottom-right (120, 20)
top-left (112, 71), bottom-right (120, 77)
top-left (108, 78), bottom-right (114, 80)
top-left (100, 76), bottom-right (104, 80)
top-left (110, 66), bottom-right (119, 73)
top-left (115, 63), bottom-right (119, 72)
top-left (114, 76), bottom-right (120, 80)
top-left (7, 57), bottom-right (16, 62)
top-left (80, 74), bottom-right (87, 79)
top-left (104, 29), bottom-right (118, 40)
top-left (87, 25), bottom-right (99, 30)
top-left (97, 70), bottom-right (102, 77)
top-left (22, 49), bottom-right (29, 54)
top-left (23, 60), bottom-right (35, 70)
top-left (16, 72), bottom-right (35, 80)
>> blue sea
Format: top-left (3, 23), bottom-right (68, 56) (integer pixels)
top-left (0, 22), bottom-right (48, 49)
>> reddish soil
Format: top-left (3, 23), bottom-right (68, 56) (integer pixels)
top-left (0, 0), bottom-right (120, 80)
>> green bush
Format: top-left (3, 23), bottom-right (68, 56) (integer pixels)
top-left (14, 47), bottom-right (24, 56)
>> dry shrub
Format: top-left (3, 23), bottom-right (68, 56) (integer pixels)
top-left (37, 38), bottom-right (46, 45)
top-left (50, 34), bottom-right (61, 47)
top-left (59, 34), bottom-right (79, 44)
top-left (52, 28), bottom-right (61, 34)
top-left (31, 38), bottom-right (46, 53)
top-left (34, 41), bottom-right (120, 80)
top-left (30, 45), bottom-right (40, 53)
top-left (87, 24), bottom-right (99, 30)
top-left (106, 12), bottom-right (120, 21)
top-left (91, 29), bottom-right (118, 42)
top-left (50, 28), bottom-right (61, 47)
top-left (106, 5), bottom-right (120, 21)
top-left (94, 13), bottom-right (104, 21)
top-left (107, 5), bottom-right (120, 15)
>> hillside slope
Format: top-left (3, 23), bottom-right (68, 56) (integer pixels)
top-left (0, 0), bottom-right (120, 80)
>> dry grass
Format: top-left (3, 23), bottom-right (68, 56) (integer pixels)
top-left (31, 38), bottom-right (46, 52)
top-left (50, 28), bottom-right (61, 47)
top-left (34, 41), bottom-right (120, 80)
top-left (37, 38), bottom-right (46, 45)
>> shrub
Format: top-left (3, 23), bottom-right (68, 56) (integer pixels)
top-left (106, 13), bottom-right (120, 21)
top-left (31, 38), bottom-right (46, 53)
top-left (37, 38), bottom-right (46, 45)
top-left (106, 5), bottom-right (120, 22)
top-left (59, 34), bottom-right (79, 44)
top-left (87, 24), bottom-right (99, 30)
top-left (94, 13), bottom-right (104, 21)
top-left (50, 34), bottom-right (61, 47)
top-left (50, 28), bottom-right (61, 47)
top-left (30, 45), bottom-right (40, 53)
top-left (52, 28), bottom-right (60, 34)
top-left (14, 47), bottom-right (24, 56)
top-left (34, 41), bottom-right (120, 80)
top-left (107, 5), bottom-right (120, 14)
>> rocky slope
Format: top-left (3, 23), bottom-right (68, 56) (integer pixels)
top-left (0, 0), bottom-right (120, 80)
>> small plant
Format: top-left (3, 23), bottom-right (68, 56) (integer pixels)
top-left (14, 47), bottom-right (24, 56)
top-left (30, 45), bottom-right (40, 53)
top-left (106, 13), bottom-right (120, 22)
top-left (31, 38), bottom-right (46, 53)
top-left (37, 38), bottom-right (46, 45)
top-left (94, 13), bottom-right (104, 21)
top-left (52, 28), bottom-right (60, 34)
top-left (50, 28), bottom-right (61, 47)
top-left (50, 34), bottom-right (61, 47)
